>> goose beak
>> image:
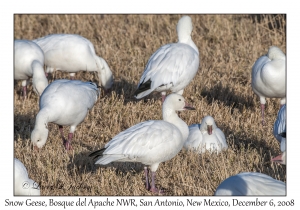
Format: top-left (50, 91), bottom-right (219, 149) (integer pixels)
top-left (272, 153), bottom-right (283, 164)
top-left (184, 102), bottom-right (195, 110)
top-left (207, 125), bottom-right (212, 135)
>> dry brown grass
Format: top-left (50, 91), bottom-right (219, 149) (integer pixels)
top-left (14, 14), bottom-right (286, 196)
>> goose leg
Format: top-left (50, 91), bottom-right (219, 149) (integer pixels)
top-left (70, 73), bottom-right (76, 80)
top-left (144, 167), bottom-right (150, 190)
top-left (261, 104), bottom-right (265, 126)
top-left (22, 86), bottom-right (27, 100)
top-left (58, 125), bottom-right (66, 143)
top-left (64, 133), bottom-right (73, 150)
top-left (150, 171), bottom-right (164, 194)
top-left (161, 92), bottom-right (166, 103)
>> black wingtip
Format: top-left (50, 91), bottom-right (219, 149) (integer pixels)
top-left (89, 148), bottom-right (106, 160)
top-left (279, 132), bottom-right (286, 138)
top-left (134, 79), bottom-right (152, 97)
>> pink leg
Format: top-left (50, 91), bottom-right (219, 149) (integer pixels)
top-left (64, 133), bottom-right (73, 150)
top-left (150, 171), bottom-right (164, 194)
top-left (70, 76), bottom-right (75, 80)
top-left (161, 95), bottom-right (166, 103)
top-left (261, 104), bottom-right (265, 126)
top-left (22, 86), bottom-right (27, 100)
top-left (144, 167), bottom-right (150, 191)
top-left (58, 125), bottom-right (65, 141)
top-left (45, 72), bottom-right (48, 78)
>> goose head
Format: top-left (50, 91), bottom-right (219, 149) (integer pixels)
top-left (267, 46), bottom-right (285, 60)
top-left (163, 93), bottom-right (195, 112)
top-left (97, 56), bottom-right (114, 93)
top-left (177, 16), bottom-right (193, 42)
top-left (31, 126), bottom-right (49, 149)
top-left (200, 116), bottom-right (217, 135)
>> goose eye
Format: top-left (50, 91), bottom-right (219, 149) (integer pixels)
top-left (179, 99), bottom-right (181, 101)
top-left (37, 139), bottom-right (40, 142)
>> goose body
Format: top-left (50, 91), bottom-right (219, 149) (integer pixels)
top-left (33, 34), bottom-right (113, 91)
top-left (14, 40), bottom-right (48, 98)
top-left (14, 158), bottom-right (40, 195)
top-left (89, 93), bottom-right (195, 193)
top-left (134, 16), bottom-right (199, 102)
top-left (184, 116), bottom-right (227, 153)
top-left (31, 79), bottom-right (99, 150)
top-left (214, 172), bottom-right (285, 196)
top-left (251, 46), bottom-right (286, 124)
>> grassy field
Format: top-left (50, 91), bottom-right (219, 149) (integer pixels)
top-left (14, 14), bottom-right (286, 196)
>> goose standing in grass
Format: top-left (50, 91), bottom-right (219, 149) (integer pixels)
top-left (33, 34), bottom-right (113, 94)
top-left (183, 116), bottom-right (227, 153)
top-left (134, 16), bottom-right (199, 102)
top-left (14, 158), bottom-right (40, 195)
top-left (214, 172), bottom-right (285, 196)
top-left (251, 46), bottom-right (286, 125)
top-left (89, 93), bottom-right (195, 194)
top-left (14, 40), bottom-right (48, 99)
top-left (31, 79), bottom-right (99, 150)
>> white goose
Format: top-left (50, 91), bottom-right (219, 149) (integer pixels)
top-left (214, 172), bottom-right (285, 196)
top-left (14, 158), bottom-right (40, 195)
top-left (89, 93), bottom-right (195, 194)
top-left (183, 116), bottom-right (228, 153)
top-left (14, 40), bottom-right (48, 99)
top-left (31, 79), bottom-right (99, 150)
top-left (33, 34), bottom-right (113, 93)
top-left (134, 16), bottom-right (200, 102)
top-left (251, 46), bottom-right (286, 125)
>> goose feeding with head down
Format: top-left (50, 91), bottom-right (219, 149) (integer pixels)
top-left (183, 116), bottom-right (228, 153)
top-left (89, 93), bottom-right (195, 194)
top-left (33, 34), bottom-right (113, 94)
top-left (14, 40), bottom-right (48, 99)
top-left (14, 158), bottom-right (40, 195)
top-left (134, 15), bottom-right (200, 102)
top-left (31, 79), bottom-right (99, 150)
top-left (273, 104), bottom-right (286, 143)
top-left (214, 172), bottom-right (285, 196)
top-left (251, 46), bottom-right (286, 125)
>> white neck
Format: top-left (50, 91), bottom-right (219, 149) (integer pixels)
top-left (35, 109), bottom-right (50, 130)
top-left (163, 107), bottom-right (189, 142)
top-left (178, 36), bottom-right (199, 55)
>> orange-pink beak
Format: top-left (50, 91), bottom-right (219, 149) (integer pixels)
top-left (207, 125), bottom-right (212, 135)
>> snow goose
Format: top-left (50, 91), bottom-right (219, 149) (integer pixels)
top-left (31, 79), bottom-right (99, 150)
top-left (272, 132), bottom-right (286, 165)
top-left (89, 93), bottom-right (195, 194)
top-left (14, 40), bottom-right (48, 99)
top-left (273, 104), bottom-right (286, 143)
top-left (33, 34), bottom-right (113, 94)
top-left (134, 16), bottom-right (199, 102)
top-left (251, 46), bottom-right (286, 125)
top-left (14, 158), bottom-right (40, 195)
top-left (214, 172), bottom-right (285, 196)
top-left (183, 116), bottom-right (228, 153)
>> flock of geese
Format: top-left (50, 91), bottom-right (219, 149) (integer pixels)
top-left (14, 15), bottom-right (286, 196)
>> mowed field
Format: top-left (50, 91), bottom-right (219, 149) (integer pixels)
top-left (14, 14), bottom-right (286, 196)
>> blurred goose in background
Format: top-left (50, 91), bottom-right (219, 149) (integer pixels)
top-left (272, 132), bottom-right (286, 165)
top-left (14, 158), bottom-right (40, 195)
top-left (273, 104), bottom-right (286, 143)
top-left (33, 34), bottom-right (113, 94)
top-left (31, 79), bottom-right (99, 150)
top-left (251, 46), bottom-right (286, 125)
top-left (214, 172), bottom-right (285, 196)
top-left (134, 16), bottom-right (200, 102)
top-left (184, 116), bottom-right (227, 153)
top-left (14, 40), bottom-right (48, 99)
top-left (89, 93), bottom-right (195, 194)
